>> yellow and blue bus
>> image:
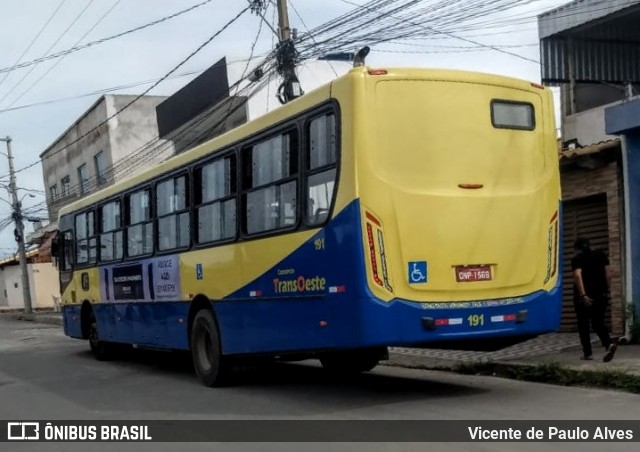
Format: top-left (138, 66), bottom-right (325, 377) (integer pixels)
top-left (55, 66), bottom-right (561, 386)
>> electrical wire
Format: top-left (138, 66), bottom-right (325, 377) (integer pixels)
top-left (0, 0), bottom-right (67, 92)
top-left (288, 0), bottom-right (339, 77)
top-left (6, 0), bottom-right (124, 109)
top-left (0, 0), bottom-right (98, 107)
top-left (2, 4), bottom-right (252, 180)
top-left (0, 0), bottom-right (216, 76)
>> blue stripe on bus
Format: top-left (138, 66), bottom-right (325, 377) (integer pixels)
top-left (216, 200), bottom-right (562, 354)
top-left (63, 199), bottom-right (563, 354)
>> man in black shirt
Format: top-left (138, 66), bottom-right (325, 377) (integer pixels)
top-left (571, 237), bottom-right (617, 362)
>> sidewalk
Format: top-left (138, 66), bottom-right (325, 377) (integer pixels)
top-left (4, 310), bottom-right (640, 391)
top-left (388, 333), bottom-right (640, 392)
top-left (390, 333), bottom-right (640, 376)
top-left (0, 308), bottom-right (63, 326)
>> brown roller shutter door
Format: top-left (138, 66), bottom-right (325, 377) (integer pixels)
top-left (561, 194), bottom-right (611, 332)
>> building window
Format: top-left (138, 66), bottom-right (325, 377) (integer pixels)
top-left (50, 184), bottom-right (58, 201)
top-left (99, 200), bottom-right (123, 262)
top-left (94, 151), bottom-right (107, 184)
top-left (61, 176), bottom-right (71, 197)
top-left (75, 210), bottom-right (96, 265)
top-left (195, 155), bottom-right (236, 244)
top-left (306, 113), bottom-right (338, 226)
top-left (126, 188), bottom-right (153, 256)
top-left (77, 164), bottom-right (89, 194)
top-left (243, 132), bottom-right (298, 235)
top-left (156, 175), bottom-right (190, 251)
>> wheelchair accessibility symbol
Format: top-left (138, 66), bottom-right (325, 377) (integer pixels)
top-left (408, 261), bottom-right (427, 284)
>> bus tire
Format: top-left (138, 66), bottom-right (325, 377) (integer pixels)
top-left (190, 309), bottom-right (229, 387)
top-left (88, 314), bottom-right (115, 361)
top-left (320, 348), bottom-right (384, 374)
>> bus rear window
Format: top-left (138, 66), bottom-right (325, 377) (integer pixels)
top-left (491, 100), bottom-right (535, 130)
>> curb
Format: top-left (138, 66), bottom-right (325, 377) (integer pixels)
top-left (10, 313), bottom-right (63, 326)
top-left (384, 352), bottom-right (640, 394)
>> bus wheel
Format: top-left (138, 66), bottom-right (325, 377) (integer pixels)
top-left (190, 310), bottom-right (229, 387)
top-left (88, 314), bottom-right (114, 361)
top-left (320, 348), bottom-right (385, 374)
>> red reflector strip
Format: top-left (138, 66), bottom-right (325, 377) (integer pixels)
top-left (329, 285), bottom-right (346, 293)
top-left (366, 223), bottom-right (384, 287)
top-left (435, 318), bottom-right (463, 326)
top-left (491, 314), bottom-right (517, 323)
top-left (249, 290), bottom-right (262, 297)
top-left (365, 211), bottom-right (381, 227)
top-left (551, 220), bottom-right (559, 278)
top-left (368, 69), bottom-right (388, 75)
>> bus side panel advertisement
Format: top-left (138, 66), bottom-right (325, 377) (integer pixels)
top-left (100, 255), bottom-right (181, 303)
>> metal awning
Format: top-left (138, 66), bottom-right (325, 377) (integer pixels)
top-left (539, 0), bottom-right (640, 84)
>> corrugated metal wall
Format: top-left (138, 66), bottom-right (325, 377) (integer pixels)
top-left (561, 194), bottom-right (611, 331)
top-left (541, 38), bottom-right (640, 84)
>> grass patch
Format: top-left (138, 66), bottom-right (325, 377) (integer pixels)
top-left (454, 361), bottom-right (640, 394)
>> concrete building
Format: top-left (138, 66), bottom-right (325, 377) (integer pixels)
top-left (40, 94), bottom-right (169, 223)
top-left (539, 0), bottom-right (640, 335)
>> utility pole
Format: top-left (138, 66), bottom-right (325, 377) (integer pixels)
top-left (0, 136), bottom-right (33, 314)
top-left (275, 0), bottom-right (302, 104)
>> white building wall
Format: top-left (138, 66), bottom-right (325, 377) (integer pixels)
top-left (563, 95), bottom-right (640, 146)
top-left (563, 105), bottom-right (617, 146)
top-left (106, 95), bottom-right (171, 183)
top-left (0, 263), bottom-right (59, 310)
top-left (31, 263), bottom-right (60, 309)
top-left (2, 265), bottom-right (32, 310)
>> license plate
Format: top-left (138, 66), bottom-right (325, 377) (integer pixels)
top-left (455, 265), bottom-right (492, 282)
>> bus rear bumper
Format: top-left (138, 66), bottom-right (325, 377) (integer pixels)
top-left (357, 284), bottom-right (563, 349)
top-left (62, 305), bottom-right (83, 339)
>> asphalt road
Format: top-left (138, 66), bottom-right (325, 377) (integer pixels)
top-left (0, 315), bottom-right (638, 452)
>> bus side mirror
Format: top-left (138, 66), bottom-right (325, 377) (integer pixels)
top-left (51, 234), bottom-right (60, 268)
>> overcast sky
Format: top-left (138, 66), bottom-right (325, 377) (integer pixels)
top-left (0, 0), bottom-right (569, 256)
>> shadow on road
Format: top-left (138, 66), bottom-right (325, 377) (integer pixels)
top-left (1, 343), bottom-right (488, 416)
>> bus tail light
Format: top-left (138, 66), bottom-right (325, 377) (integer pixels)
top-left (544, 211), bottom-right (559, 284)
top-left (366, 223), bottom-right (384, 287)
top-left (368, 69), bottom-right (388, 76)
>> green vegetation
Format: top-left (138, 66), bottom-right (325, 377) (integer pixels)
top-left (454, 361), bottom-right (640, 394)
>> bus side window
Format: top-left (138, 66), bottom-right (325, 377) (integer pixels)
top-left (156, 175), bottom-right (190, 251)
top-left (195, 155), bottom-right (237, 244)
top-left (126, 189), bottom-right (153, 257)
top-left (243, 131), bottom-right (299, 235)
top-left (99, 200), bottom-right (123, 262)
top-left (61, 230), bottom-right (74, 271)
top-left (305, 113), bottom-right (337, 226)
top-left (75, 211), bottom-right (97, 265)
